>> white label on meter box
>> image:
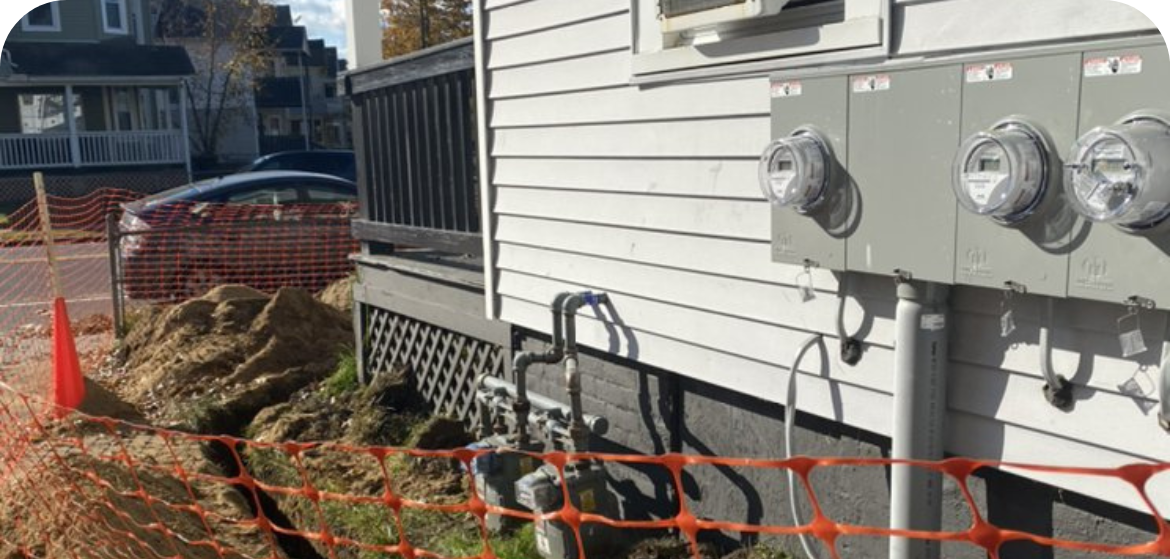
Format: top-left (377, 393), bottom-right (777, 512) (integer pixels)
top-left (1085, 55), bottom-right (1143, 77)
top-left (771, 81), bottom-right (803, 98)
top-left (963, 172), bottom-right (1009, 205)
top-left (966, 63), bottom-right (1014, 83)
top-left (920, 314), bottom-right (946, 331)
top-left (853, 74), bottom-right (891, 93)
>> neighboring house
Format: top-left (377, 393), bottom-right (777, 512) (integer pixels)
top-left (256, 6), bottom-right (350, 154)
top-left (154, 0), bottom-right (264, 168)
top-left (344, 0), bottom-right (1170, 556)
top-left (0, 0), bottom-right (195, 177)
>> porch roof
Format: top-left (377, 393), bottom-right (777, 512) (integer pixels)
top-left (2, 42), bottom-right (195, 83)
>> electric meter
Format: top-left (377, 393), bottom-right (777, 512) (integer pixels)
top-left (952, 119), bottom-right (1052, 224)
top-left (758, 128), bottom-right (833, 213)
top-left (1065, 113), bottom-right (1170, 231)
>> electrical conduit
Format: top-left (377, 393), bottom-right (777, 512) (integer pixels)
top-left (1040, 297), bottom-right (1074, 410)
top-left (785, 334), bottom-right (826, 559)
top-left (890, 279), bottom-right (949, 559)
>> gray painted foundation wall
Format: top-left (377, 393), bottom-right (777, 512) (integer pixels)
top-left (354, 265), bottom-right (1157, 558)
top-left (517, 332), bottom-right (1158, 559)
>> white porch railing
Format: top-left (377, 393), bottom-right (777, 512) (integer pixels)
top-left (0, 134), bottom-right (72, 170)
top-left (0, 131), bottom-right (186, 170)
top-left (79, 131), bottom-right (186, 167)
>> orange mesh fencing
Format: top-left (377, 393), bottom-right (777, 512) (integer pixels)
top-left (5, 187), bottom-right (1170, 559)
top-left (0, 382), bottom-right (1169, 559)
top-left (0, 188), bottom-right (140, 398)
top-left (115, 199), bottom-right (358, 303)
top-left (0, 185), bottom-right (359, 402)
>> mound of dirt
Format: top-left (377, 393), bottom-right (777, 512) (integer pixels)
top-left (249, 367), bottom-right (422, 446)
top-left (111, 285), bottom-right (353, 432)
top-left (317, 276), bottom-right (355, 314)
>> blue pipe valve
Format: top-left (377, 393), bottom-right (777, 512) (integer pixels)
top-left (582, 292), bottom-right (608, 307)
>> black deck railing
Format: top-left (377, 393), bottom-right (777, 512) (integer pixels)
top-left (344, 38), bottom-right (481, 256)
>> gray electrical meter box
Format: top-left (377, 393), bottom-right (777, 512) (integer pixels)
top-left (766, 76), bottom-right (850, 270)
top-left (1067, 43), bottom-right (1170, 307)
top-left (846, 66), bottom-right (962, 283)
top-left (953, 54), bottom-right (1084, 297)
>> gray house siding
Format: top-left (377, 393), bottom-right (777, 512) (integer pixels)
top-left (479, 0), bottom-right (1167, 520)
top-left (6, 0), bottom-right (150, 44)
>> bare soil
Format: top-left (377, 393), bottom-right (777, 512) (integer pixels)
top-left (103, 285), bottom-right (353, 432)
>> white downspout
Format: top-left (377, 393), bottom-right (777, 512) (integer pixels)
top-left (889, 276), bottom-right (948, 559)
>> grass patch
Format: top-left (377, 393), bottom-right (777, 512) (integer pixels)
top-left (322, 348), bottom-right (359, 397)
top-left (435, 523), bottom-right (541, 559)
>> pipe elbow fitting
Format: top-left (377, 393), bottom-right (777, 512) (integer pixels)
top-left (513, 351), bottom-right (538, 371)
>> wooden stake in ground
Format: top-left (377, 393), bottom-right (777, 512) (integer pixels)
top-left (33, 172), bottom-right (61, 299)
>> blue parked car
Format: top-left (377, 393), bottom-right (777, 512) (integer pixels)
top-left (118, 171), bottom-right (358, 299)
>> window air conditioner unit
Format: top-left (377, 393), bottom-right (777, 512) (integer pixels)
top-left (659, 0), bottom-right (791, 32)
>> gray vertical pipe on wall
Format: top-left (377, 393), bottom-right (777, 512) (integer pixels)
top-left (889, 280), bottom-right (949, 559)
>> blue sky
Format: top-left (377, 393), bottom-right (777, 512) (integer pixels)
top-left (284, 0), bottom-right (351, 60)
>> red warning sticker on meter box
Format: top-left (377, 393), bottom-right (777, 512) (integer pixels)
top-left (852, 74), bottom-right (891, 93)
top-left (966, 62), bottom-right (1014, 83)
top-left (1084, 55), bottom-right (1143, 77)
top-left (771, 81), bottom-right (803, 98)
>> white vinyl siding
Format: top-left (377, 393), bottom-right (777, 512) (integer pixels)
top-left (480, 0), bottom-right (1168, 514)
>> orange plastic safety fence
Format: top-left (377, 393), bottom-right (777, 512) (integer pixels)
top-left (0, 187), bottom-right (358, 404)
top-left (0, 189), bottom-right (141, 399)
top-left (117, 200), bottom-right (358, 302)
top-left (0, 382), bottom-right (1168, 559)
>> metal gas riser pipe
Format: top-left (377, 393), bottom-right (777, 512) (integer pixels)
top-left (890, 280), bottom-right (949, 559)
top-left (508, 292), bottom-right (572, 445)
top-left (562, 291), bottom-right (608, 453)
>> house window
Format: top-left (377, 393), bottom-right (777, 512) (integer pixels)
top-left (113, 87), bottom-right (136, 131)
top-left (291, 119), bottom-right (303, 136)
top-left (267, 116), bottom-right (281, 135)
top-left (22, 3), bottom-right (61, 32)
top-left (18, 93), bottom-right (72, 134)
top-left (633, 0), bottom-right (890, 81)
top-left (103, 0), bottom-right (128, 34)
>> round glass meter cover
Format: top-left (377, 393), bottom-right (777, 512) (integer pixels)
top-left (952, 125), bottom-right (1046, 222)
top-left (758, 133), bottom-right (829, 210)
top-left (1066, 130), bottom-right (1142, 223)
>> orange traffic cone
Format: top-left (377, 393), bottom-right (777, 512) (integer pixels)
top-left (50, 297), bottom-right (85, 418)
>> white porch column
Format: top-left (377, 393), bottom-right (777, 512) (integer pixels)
top-left (64, 85), bottom-right (81, 168)
top-left (178, 82), bottom-right (192, 182)
top-left (345, 0), bottom-right (384, 70)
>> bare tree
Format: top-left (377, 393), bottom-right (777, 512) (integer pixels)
top-left (156, 0), bottom-right (276, 160)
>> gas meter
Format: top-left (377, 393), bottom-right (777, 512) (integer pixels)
top-left (758, 127), bottom-right (834, 213)
top-left (1065, 112), bottom-right (1170, 231)
top-left (515, 462), bottom-right (618, 559)
top-left (469, 437), bottom-right (543, 532)
top-left (952, 119), bottom-right (1054, 224)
